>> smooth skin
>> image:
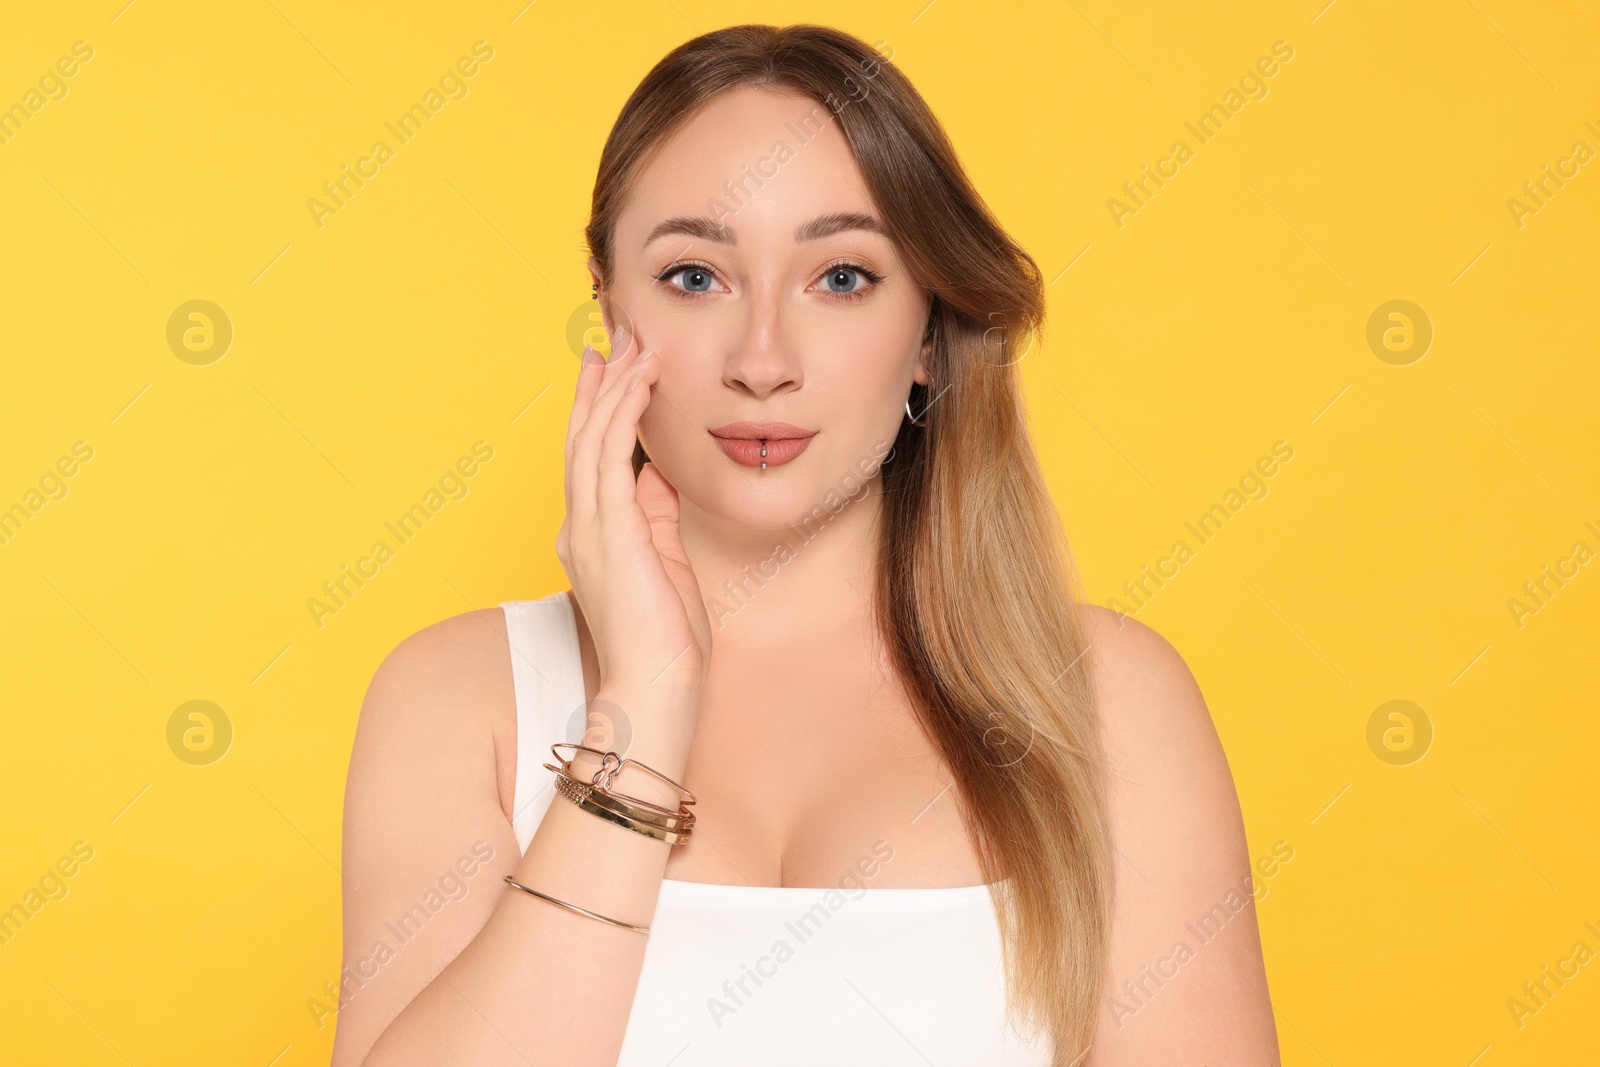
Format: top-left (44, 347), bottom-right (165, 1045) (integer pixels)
top-left (335, 86), bottom-right (1279, 1065)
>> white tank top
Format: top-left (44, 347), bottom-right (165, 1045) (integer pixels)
top-left (500, 593), bottom-right (1055, 1065)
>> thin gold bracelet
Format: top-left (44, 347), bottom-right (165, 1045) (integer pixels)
top-left (554, 778), bottom-right (695, 844)
top-left (502, 875), bottom-right (650, 935)
top-left (549, 743), bottom-right (697, 818)
top-left (551, 769), bottom-right (696, 837)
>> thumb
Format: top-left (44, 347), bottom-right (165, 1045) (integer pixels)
top-left (635, 461), bottom-right (679, 527)
top-left (636, 462), bottom-right (688, 560)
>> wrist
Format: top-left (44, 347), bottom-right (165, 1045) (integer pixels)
top-left (575, 685), bottom-right (698, 794)
top-left (593, 683), bottom-right (700, 731)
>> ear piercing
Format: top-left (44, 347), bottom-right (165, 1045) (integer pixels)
top-left (760, 439), bottom-right (767, 470)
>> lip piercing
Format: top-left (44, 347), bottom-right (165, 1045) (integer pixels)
top-left (760, 439), bottom-right (767, 470)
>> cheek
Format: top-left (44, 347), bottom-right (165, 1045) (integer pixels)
top-left (832, 303), bottom-right (920, 378)
top-left (819, 397), bottom-right (907, 478)
top-left (814, 325), bottom-right (918, 418)
top-left (635, 363), bottom-right (704, 466)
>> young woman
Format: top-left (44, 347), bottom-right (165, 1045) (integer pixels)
top-left (335, 23), bottom-right (1278, 1067)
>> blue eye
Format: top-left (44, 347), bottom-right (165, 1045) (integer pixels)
top-left (654, 261), bottom-right (723, 295)
top-left (824, 268), bottom-right (864, 293)
top-left (674, 267), bottom-right (716, 292)
top-left (816, 259), bottom-right (885, 301)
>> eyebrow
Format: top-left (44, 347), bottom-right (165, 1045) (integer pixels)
top-left (641, 211), bottom-right (887, 251)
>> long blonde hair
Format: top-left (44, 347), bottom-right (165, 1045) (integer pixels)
top-left (585, 24), bottom-right (1112, 1060)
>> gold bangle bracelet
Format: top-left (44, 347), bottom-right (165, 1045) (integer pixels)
top-left (549, 743), bottom-right (697, 818)
top-left (556, 781), bottom-right (695, 844)
top-left (502, 875), bottom-right (650, 934)
top-left (551, 769), bottom-right (696, 832)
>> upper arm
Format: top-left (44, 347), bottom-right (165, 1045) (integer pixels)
top-left (1081, 607), bottom-right (1281, 1066)
top-left (330, 608), bottom-right (524, 1067)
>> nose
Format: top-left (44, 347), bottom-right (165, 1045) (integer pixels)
top-left (722, 291), bottom-right (802, 400)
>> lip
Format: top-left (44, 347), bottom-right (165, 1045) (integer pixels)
top-left (709, 421), bottom-right (817, 439)
top-left (708, 422), bottom-right (818, 469)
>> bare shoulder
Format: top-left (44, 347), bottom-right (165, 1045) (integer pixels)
top-left (1077, 605), bottom-right (1245, 897)
top-left (367, 606), bottom-right (513, 697)
top-left (332, 608), bottom-right (521, 1066)
top-left (350, 607), bottom-right (521, 822)
top-left (1079, 605), bottom-right (1221, 778)
top-left (1076, 605), bottom-right (1281, 1066)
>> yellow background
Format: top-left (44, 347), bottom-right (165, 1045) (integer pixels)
top-left (2, 1), bottom-right (1596, 1063)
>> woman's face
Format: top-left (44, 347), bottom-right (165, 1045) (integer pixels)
top-left (592, 85), bottom-right (931, 532)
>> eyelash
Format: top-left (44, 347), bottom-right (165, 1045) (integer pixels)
top-left (653, 259), bottom-right (886, 303)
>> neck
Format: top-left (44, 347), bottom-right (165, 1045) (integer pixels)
top-left (677, 479), bottom-right (885, 637)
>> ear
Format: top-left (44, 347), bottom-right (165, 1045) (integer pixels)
top-left (586, 255), bottom-right (611, 331)
top-left (913, 301), bottom-right (935, 385)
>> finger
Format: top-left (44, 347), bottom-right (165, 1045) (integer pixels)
top-left (566, 322), bottom-right (634, 519)
top-left (596, 320), bottom-right (639, 397)
top-left (635, 461), bottom-right (682, 543)
top-left (597, 352), bottom-right (660, 518)
top-left (565, 348), bottom-right (601, 516)
top-left (571, 333), bottom-right (655, 525)
top-left (567, 322), bottom-right (629, 455)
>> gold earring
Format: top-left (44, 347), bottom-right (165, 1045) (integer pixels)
top-left (905, 383), bottom-right (931, 428)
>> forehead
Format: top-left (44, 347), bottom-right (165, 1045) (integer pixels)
top-left (618, 86), bottom-right (877, 247)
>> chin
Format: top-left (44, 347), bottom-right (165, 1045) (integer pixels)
top-left (648, 434), bottom-right (885, 535)
top-left (684, 465), bottom-right (848, 534)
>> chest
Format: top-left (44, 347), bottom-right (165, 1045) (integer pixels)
top-left (660, 659), bottom-right (986, 890)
